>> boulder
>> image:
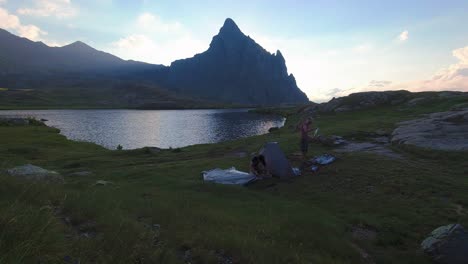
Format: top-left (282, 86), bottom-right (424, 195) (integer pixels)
top-left (7, 164), bottom-right (64, 183)
top-left (392, 108), bottom-right (468, 151)
top-left (421, 224), bottom-right (468, 264)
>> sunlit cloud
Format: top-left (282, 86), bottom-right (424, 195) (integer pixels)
top-left (398, 30), bottom-right (409, 42)
top-left (109, 13), bottom-right (206, 65)
top-left (0, 7), bottom-right (47, 41)
top-left (331, 45), bottom-right (468, 97)
top-left (17, 0), bottom-right (78, 18)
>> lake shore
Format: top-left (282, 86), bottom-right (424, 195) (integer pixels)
top-left (1, 98), bottom-right (467, 263)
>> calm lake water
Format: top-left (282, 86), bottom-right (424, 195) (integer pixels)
top-left (0, 109), bottom-right (285, 149)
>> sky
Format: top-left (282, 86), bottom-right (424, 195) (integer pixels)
top-left (1, 0), bottom-right (468, 102)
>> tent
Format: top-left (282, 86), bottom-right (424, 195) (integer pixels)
top-left (259, 142), bottom-right (294, 178)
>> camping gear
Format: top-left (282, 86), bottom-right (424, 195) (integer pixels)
top-left (203, 167), bottom-right (256, 185)
top-left (292, 167), bottom-right (301, 176)
top-left (259, 142), bottom-right (294, 178)
top-left (311, 154), bottom-right (336, 165)
top-left (313, 128), bottom-right (319, 137)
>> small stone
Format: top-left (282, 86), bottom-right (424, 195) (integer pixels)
top-left (69, 171), bottom-right (93, 177)
top-left (94, 180), bottom-right (113, 186)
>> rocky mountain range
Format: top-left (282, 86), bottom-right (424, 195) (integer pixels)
top-left (0, 18), bottom-right (309, 107)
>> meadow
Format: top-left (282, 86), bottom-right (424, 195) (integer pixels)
top-left (0, 95), bottom-right (467, 263)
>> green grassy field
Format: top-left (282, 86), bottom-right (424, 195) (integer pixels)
top-left (0, 97), bottom-right (467, 263)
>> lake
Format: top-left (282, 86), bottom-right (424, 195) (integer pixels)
top-left (0, 109), bottom-right (285, 149)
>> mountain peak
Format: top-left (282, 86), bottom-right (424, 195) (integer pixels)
top-left (63, 41), bottom-right (92, 50)
top-left (219, 18), bottom-right (242, 36)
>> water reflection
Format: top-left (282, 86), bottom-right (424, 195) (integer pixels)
top-left (0, 109), bottom-right (285, 149)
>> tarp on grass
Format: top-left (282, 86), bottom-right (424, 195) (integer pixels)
top-left (203, 167), bottom-right (256, 185)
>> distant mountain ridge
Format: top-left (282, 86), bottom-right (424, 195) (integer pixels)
top-left (0, 18), bottom-right (309, 107)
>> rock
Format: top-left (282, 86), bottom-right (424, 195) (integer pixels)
top-left (392, 108), bottom-right (468, 151)
top-left (335, 142), bottom-right (403, 159)
top-left (69, 171), bottom-right (93, 177)
top-left (421, 224), bottom-right (468, 264)
top-left (316, 90), bottom-right (412, 113)
top-left (40, 118), bottom-right (48, 122)
top-left (375, 129), bottom-right (388, 136)
top-left (0, 117), bottom-right (30, 126)
top-left (334, 105), bottom-right (353, 112)
top-left (438, 91), bottom-right (464, 98)
top-left (352, 226), bottom-right (377, 241)
top-left (144, 147), bottom-right (162, 154)
top-left (268, 127), bottom-right (279, 133)
top-left (6, 164), bottom-right (64, 183)
top-left (406, 97), bottom-right (429, 106)
top-left (372, 136), bottom-right (390, 144)
top-left (94, 180), bottom-right (113, 186)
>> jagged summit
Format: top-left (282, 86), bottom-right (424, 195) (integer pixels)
top-left (219, 18), bottom-right (242, 36)
top-left (165, 18), bottom-right (309, 105)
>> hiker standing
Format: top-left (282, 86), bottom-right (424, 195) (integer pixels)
top-left (300, 117), bottom-right (314, 160)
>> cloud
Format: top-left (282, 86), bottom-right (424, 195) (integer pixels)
top-left (0, 7), bottom-right (47, 41)
top-left (17, 24), bottom-right (47, 41)
top-left (17, 0), bottom-right (77, 18)
top-left (0, 0), bottom-right (7, 5)
top-left (108, 13), bottom-right (206, 65)
top-left (368, 80), bottom-right (392, 87)
top-left (110, 33), bottom-right (206, 65)
top-left (136, 13), bottom-right (182, 34)
top-left (336, 45), bottom-right (468, 97)
top-left (353, 43), bottom-right (373, 53)
top-left (398, 30), bottom-right (409, 42)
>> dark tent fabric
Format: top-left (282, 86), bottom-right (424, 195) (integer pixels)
top-left (259, 142), bottom-right (294, 178)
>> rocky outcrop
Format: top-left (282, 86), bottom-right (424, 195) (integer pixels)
top-left (304, 90), bottom-right (413, 113)
top-left (0, 117), bottom-right (30, 126)
top-left (165, 18), bottom-right (309, 105)
top-left (421, 224), bottom-right (468, 264)
top-left (6, 164), bottom-right (64, 183)
top-left (391, 108), bottom-right (468, 151)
